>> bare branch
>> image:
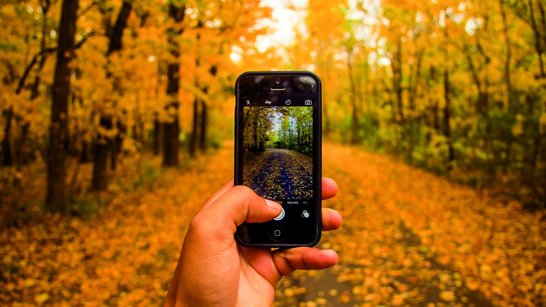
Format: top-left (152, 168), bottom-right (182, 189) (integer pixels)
top-left (16, 31), bottom-right (96, 94)
top-left (78, 0), bottom-right (100, 19)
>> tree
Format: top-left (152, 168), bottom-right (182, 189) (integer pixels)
top-left (189, 21), bottom-right (203, 158)
top-left (46, 0), bottom-right (79, 211)
top-left (91, 1), bottom-right (133, 191)
top-left (162, 2), bottom-right (186, 167)
top-left (2, 0), bottom-right (54, 167)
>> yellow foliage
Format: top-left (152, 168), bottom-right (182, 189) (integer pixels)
top-left (1, 0), bottom-right (545, 305)
top-left (440, 290), bottom-right (455, 301)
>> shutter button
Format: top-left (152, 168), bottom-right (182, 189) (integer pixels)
top-left (273, 207), bottom-right (285, 221)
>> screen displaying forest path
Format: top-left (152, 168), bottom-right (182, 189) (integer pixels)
top-left (242, 106), bottom-right (314, 200)
top-left (243, 148), bottom-right (313, 199)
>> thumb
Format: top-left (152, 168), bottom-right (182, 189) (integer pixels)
top-left (198, 185), bottom-right (282, 236)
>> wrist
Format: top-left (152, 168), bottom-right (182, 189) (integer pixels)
top-left (163, 280), bottom-right (190, 307)
top-left (163, 292), bottom-right (190, 307)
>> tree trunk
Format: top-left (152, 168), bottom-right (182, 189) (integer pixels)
top-left (16, 122), bottom-right (30, 166)
top-left (1, 109), bottom-right (13, 166)
top-left (107, 1), bottom-right (132, 55)
top-left (91, 124), bottom-right (110, 189)
top-left (92, 117), bottom-right (112, 191)
top-left (80, 141), bottom-right (90, 162)
top-left (110, 136), bottom-right (118, 170)
top-left (347, 46), bottom-right (360, 144)
top-left (92, 143), bottom-right (109, 191)
top-left (163, 118), bottom-right (180, 166)
top-left (190, 20), bottom-right (204, 157)
top-left (92, 1), bottom-right (132, 190)
top-left (529, 0), bottom-right (546, 78)
top-left (162, 3), bottom-right (185, 167)
top-left (391, 37), bottom-right (404, 123)
top-left (46, 0), bottom-right (78, 211)
top-left (189, 98), bottom-right (200, 158)
top-left (252, 117), bottom-right (258, 153)
top-left (443, 68), bottom-right (455, 168)
top-left (199, 100), bottom-right (208, 150)
top-left (408, 50), bottom-right (423, 112)
top-left (499, 0), bottom-right (513, 109)
top-left (428, 67), bottom-right (441, 133)
top-left (530, 134), bottom-right (542, 170)
top-left (443, 27), bottom-right (455, 169)
top-left (111, 116), bottom-right (125, 171)
top-left (198, 66), bottom-right (216, 150)
top-left (153, 116), bottom-right (162, 156)
top-left (539, 1), bottom-right (546, 53)
top-left (108, 2), bottom-right (131, 170)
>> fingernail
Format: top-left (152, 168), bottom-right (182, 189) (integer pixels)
top-left (265, 199), bottom-right (281, 210)
top-left (322, 249), bottom-right (337, 258)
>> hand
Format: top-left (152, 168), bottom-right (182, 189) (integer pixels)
top-left (164, 178), bottom-right (342, 307)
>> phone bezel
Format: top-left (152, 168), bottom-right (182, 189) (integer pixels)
top-left (234, 71), bottom-right (322, 248)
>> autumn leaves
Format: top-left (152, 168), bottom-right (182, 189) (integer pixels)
top-left (243, 149), bottom-right (313, 200)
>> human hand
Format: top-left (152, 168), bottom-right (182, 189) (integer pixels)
top-left (164, 178), bottom-right (342, 306)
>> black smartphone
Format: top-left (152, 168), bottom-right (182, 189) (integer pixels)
top-left (234, 71), bottom-right (322, 247)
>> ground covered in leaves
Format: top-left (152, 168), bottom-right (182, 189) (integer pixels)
top-left (1, 143), bottom-right (545, 306)
top-left (244, 148), bottom-right (313, 200)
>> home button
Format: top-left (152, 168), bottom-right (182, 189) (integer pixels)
top-left (269, 227), bottom-right (286, 242)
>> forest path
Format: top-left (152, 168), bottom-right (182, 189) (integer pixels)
top-left (276, 143), bottom-right (545, 306)
top-left (246, 148), bottom-right (313, 200)
top-left (1, 143), bottom-right (544, 305)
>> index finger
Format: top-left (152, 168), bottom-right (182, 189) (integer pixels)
top-left (322, 177), bottom-right (338, 200)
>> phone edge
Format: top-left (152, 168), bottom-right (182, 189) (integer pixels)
top-left (234, 71), bottom-right (322, 248)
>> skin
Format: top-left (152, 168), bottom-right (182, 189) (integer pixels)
top-left (164, 177), bottom-right (342, 307)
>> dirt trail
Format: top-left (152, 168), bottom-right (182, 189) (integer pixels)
top-left (245, 148), bottom-right (313, 200)
top-left (1, 143), bottom-right (544, 305)
top-left (275, 143), bottom-right (545, 306)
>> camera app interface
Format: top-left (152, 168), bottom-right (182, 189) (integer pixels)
top-left (242, 105), bottom-right (313, 201)
top-left (237, 74), bottom-right (318, 244)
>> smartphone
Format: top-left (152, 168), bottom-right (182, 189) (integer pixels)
top-left (234, 71), bottom-right (322, 247)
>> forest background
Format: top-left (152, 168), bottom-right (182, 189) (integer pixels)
top-left (243, 106), bottom-right (313, 155)
top-left (1, 0), bottom-right (545, 215)
top-left (0, 0), bottom-right (545, 304)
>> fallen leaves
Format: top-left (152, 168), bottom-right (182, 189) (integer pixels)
top-left (244, 149), bottom-right (313, 200)
top-left (0, 146), bottom-right (232, 305)
top-left (276, 143), bottom-right (546, 306)
top-left (34, 293), bottom-right (49, 304)
top-left (439, 291), bottom-right (455, 302)
top-left (1, 143), bottom-right (545, 306)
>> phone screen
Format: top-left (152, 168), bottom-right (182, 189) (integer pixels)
top-left (235, 72), bottom-right (321, 246)
top-left (242, 106), bottom-right (314, 200)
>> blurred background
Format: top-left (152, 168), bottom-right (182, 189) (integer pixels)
top-left (0, 0), bottom-right (545, 305)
